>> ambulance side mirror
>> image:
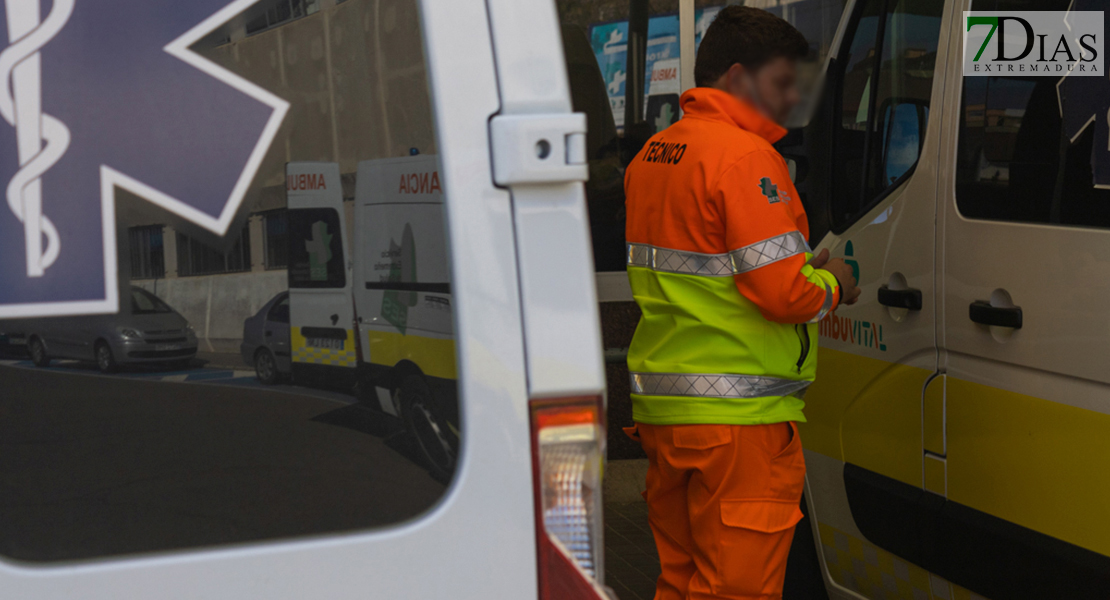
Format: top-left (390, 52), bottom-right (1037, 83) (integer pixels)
top-left (878, 99), bottom-right (928, 185)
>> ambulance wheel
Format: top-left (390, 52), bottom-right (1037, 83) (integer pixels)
top-left (254, 348), bottom-right (279, 385)
top-left (399, 373), bottom-right (456, 481)
top-left (28, 337), bottom-right (49, 368)
top-left (95, 341), bottom-right (118, 374)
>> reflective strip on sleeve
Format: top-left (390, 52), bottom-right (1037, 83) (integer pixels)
top-left (627, 231), bottom-right (810, 277)
top-left (808, 281), bottom-right (835, 324)
top-left (729, 231), bottom-right (810, 274)
top-left (630, 371), bottom-right (811, 399)
top-left (627, 243), bottom-right (734, 276)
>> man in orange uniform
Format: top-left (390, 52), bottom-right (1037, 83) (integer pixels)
top-left (623, 7), bottom-right (861, 599)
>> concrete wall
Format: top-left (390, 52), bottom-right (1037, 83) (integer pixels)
top-left (134, 271), bottom-right (287, 353)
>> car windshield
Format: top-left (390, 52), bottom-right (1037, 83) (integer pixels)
top-left (131, 289), bottom-right (173, 314)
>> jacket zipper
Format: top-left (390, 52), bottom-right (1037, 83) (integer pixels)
top-left (795, 324), bottom-right (810, 373)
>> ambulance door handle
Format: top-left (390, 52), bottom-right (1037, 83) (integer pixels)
top-left (969, 301), bottom-right (1023, 329)
top-left (878, 286), bottom-right (922, 311)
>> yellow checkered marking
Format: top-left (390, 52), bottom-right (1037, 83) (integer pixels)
top-left (952, 585), bottom-right (990, 600)
top-left (817, 522), bottom-right (990, 600)
top-left (292, 327), bottom-right (357, 367)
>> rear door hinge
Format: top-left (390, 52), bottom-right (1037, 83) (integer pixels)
top-left (489, 113), bottom-right (588, 186)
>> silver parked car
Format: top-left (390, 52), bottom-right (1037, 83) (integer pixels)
top-left (25, 287), bottom-right (198, 373)
top-left (240, 292), bottom-right (291, 385)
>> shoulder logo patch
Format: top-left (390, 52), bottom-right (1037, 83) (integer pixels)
top-left (758, 177), bottom-right (780, 203)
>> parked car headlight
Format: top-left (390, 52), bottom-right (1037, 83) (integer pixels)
top-left (117, 328), bottom-right (142, 340)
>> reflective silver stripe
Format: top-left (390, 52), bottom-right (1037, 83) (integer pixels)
top-left (627, 244), bottom-right (734, 276)
top-left (808, 282), bottom-right (835, 324)
top-left (630, 372), bottom-right (811, 399)
top-left (729, 231), bottom-right (810, 274)
top-left (627, 231), bottom-right (810, 277)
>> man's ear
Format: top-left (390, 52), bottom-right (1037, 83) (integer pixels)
top-left (724, 63), bottom-right (749, 98)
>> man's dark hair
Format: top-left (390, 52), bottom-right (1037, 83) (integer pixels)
top-left (694, 6), bottom-right (808, 87)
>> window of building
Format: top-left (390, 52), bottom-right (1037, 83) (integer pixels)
top-left (245, 0), bottom-right (320, 36)
top-left (829, 0), bottom-right (943, 232)
top-left (264, 210), bottom-right (289, 269)
top-left (176, 225), bottom-right (252, 277)
top-left (129, 225), bottom-right (165, 280)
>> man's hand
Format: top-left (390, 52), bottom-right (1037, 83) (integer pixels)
top-left (808, 249), bottom-right (861, 306)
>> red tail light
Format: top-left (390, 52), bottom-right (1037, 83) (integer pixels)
top-left (530, 396), bottom-right (611, 599)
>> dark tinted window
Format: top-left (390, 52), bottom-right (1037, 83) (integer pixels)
top-left (955, 1), bottom-right (1109, 225)
top-left (131, 288), bottom-right (173, 314)
top-left (831, 0), bottom-right (942, 231)
top-left (288, 208), bottom-right (346, 288)
top-left (268, 295), bottom-right (291, 324)
top-left (129, 225), bottom-right (166, 280)
top-left (264, 210), bottom-right (290, 269)
top-left (0, 0), bottom-right (458, 563)
top-left (176, 225), bottom-right (252, 276)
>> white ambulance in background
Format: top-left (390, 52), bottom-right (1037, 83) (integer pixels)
top-left (353, 155), bottom-right (458, 480)
top-left (286, 156), bottom-right (458, 480)
top-left (285, 162), bottom-right (357, 391)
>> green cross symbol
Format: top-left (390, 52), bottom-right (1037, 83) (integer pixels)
top-left (305, 221), bottom-right (333, 281)
top-left (654, 103), bottom-right (675, 132)
top-left (758, 177), bottom-right (779, 203)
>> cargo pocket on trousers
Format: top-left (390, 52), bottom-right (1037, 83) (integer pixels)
top-left (672, 425), bottom-right (732, 450)
top-left (714, 499), bottom-right (804, 597)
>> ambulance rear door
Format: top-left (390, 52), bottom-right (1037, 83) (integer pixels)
top-left (286, 161), bottom-right (357, 386)
top-left (0, 0), bottom-right (572, 596)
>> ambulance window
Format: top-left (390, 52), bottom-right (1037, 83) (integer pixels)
top-left (0, 0), bottom-right (459, 562)
top-left (830, 0), bottom-right (943, 232)
top-left (955, 0), bottom-right (1110, 226)
top-left (288, 208), bottom-right (346, 289)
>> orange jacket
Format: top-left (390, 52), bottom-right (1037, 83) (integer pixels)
top-left (624, 88), bottom-right (840, 425)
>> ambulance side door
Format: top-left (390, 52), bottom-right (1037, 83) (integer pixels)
top-left (930, 0), bottom-right (1110, 597)
top-left (796, 0), bottom-right (948, 597)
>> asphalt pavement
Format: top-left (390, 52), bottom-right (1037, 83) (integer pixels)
top-left (0, 355), bottom-right (445, 562)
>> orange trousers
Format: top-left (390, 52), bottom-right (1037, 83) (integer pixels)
top-left (626, 422), bottom-right (806, 600)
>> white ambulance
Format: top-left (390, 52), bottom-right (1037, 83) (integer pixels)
top-left (286, 155), bottom-right (458, 480)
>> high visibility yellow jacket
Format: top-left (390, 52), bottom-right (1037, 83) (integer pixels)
top-left (625, 88), bottom-right (841, 426)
